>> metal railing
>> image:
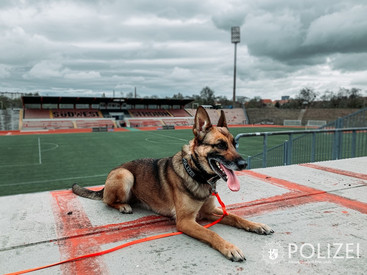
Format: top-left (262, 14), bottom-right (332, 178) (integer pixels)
top-left (235, 127), bottom-right (367, 169)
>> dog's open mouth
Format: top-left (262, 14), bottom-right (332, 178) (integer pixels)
top-left (209, 159), bottom-right (240, 192)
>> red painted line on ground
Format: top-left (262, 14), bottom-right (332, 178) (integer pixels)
top-left (51, 191), bottom-right (106, 275)
top-left (242, 170), bottom-right (367, 214)
top-left (299, 163), bottom-right (367, 181)
top-left (229, 192), bottom-right (321, 218)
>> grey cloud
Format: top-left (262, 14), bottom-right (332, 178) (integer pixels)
top-left (0, 27), bottom-right (57, 65)
top-left (243, 11), bottom-right (304, 60)
top-left (1, 0), bottom-right (367, 99)
top-left (330, 53), bottom-right (367, 72)
top-left (215, 1), bottom-right (367, 66)
top-left (303, 5), bottom-right (367, 54)
top-left (212, 7), bottom-right (247, 31)
top-left (0, 65), bottom-right (11, 78)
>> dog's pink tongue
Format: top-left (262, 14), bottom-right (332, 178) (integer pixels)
top-left (220, 164), bottom-right (240, 192)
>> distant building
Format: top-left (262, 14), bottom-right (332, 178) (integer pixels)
top-left (261, 99), bottom-right (273, 106)
top-left (274, 96), bottom-right (290, 107)
top-left (0, 92), bottom-right (26, 99)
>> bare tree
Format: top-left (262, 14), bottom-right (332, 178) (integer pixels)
top-left (296, 87), bottom-right (318, 107)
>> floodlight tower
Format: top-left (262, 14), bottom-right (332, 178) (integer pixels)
top-left (231, 26), bottom-right (240, 107)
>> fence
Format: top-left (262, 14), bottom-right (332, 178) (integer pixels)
top-left (235, 127), bottom-right (367, 169)
top-left (0, 109), bottom-right (19, 130)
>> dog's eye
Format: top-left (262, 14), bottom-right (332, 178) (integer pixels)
top-left (216, 141), bottom-right (228, 150)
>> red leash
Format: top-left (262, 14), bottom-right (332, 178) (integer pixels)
top-left (5, 192), bottom-right (227, 275)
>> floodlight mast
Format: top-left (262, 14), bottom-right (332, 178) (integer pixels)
top-left (231, 26), bottom-right (240, 107)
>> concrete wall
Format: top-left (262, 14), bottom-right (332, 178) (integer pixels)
top-left (246, 108), bottom-right (300, 125)
top-left (302, 108), bottom-right (360, 124)
top-left (246, 108), bottom-right (360, 125)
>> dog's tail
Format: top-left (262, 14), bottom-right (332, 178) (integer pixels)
top-left (72, 183), bottom-right (104, 200)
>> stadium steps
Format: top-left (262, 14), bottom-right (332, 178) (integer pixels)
top-left (1, 157), bottom-right (366, 274)
top-left (297, 108), bottom-right (307, 121)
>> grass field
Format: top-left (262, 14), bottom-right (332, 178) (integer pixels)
top-left (0, 127), bottom-right (301, 196)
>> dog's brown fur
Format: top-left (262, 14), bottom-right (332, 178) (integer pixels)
top-left (72, 107), bottom-right (273, 261)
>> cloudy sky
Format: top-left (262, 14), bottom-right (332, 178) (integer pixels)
top-left (1, 0), bottom-right (367, 100)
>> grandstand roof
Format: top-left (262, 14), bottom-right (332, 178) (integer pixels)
top-left (22, 96), bottom-right (193, 107)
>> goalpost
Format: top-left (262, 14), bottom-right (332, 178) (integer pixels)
top-left (283, 120), bottom-right (301, 126)
top-left (306, 120), bottom-right (327, 129)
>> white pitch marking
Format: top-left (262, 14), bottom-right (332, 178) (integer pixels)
top-left (38, 137), bottom-right (42, 165)
top-left (148, 132), bottom-right (188, 142)
top-left (41, 143), bottom-right (59, 152)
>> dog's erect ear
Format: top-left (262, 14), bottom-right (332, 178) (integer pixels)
top-left (217, 110), bottom-right (228, 128)
top-left (193, 106), bottom-right (212, 138)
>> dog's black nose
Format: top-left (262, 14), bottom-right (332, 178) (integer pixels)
top-left (236, 159), bottom-right (247, 170)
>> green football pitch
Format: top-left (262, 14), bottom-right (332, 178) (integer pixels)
top-left (0, 127), bottom-right (298, 196)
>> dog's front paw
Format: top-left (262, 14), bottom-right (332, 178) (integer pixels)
top-left (248, 222), bottom-right (274, 235)
top-left (118, 204), bottom-right (133, 214)
top-left (221, 243), bottom-right (246, 262)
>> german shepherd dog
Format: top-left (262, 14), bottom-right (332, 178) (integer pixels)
top-left (72, 107), bottom-right (273, 261)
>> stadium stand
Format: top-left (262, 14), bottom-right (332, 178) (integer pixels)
top-left (128, 109), bottom-right (171, 117)
top-left (124, 117), bottom-right (195, 128)
top-left (75, 119), bottom-right (115, 129)
top-left (51, 109), bottom-right (102, 119)
top-left (222, 109), bottom-right (247, 125)
top-left (162, 117), bottom-right (194, 126)
top-left (185, 108), bottom-right (196, 117)
top-left (22, 108), bottom-right (115, 130)
top-left (125, 119), bottom-right (164, 128)
top-left (168, 109), bottom-right (192, 117)
top-left (22, 119), bottom-right (74, 130)
top-left (186, 108), bottom-right (247, 125)
top-left (118, 108), bottom-right (193, 128)
top-left (204, 109), bottom-right (221, 124)
top-left (20, 96), bottom-right (194, 130)
top-left (24, 109), bottom-right (50, 119)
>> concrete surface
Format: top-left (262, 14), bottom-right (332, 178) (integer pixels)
top-left (1, 157), bottom-right (366, 275)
